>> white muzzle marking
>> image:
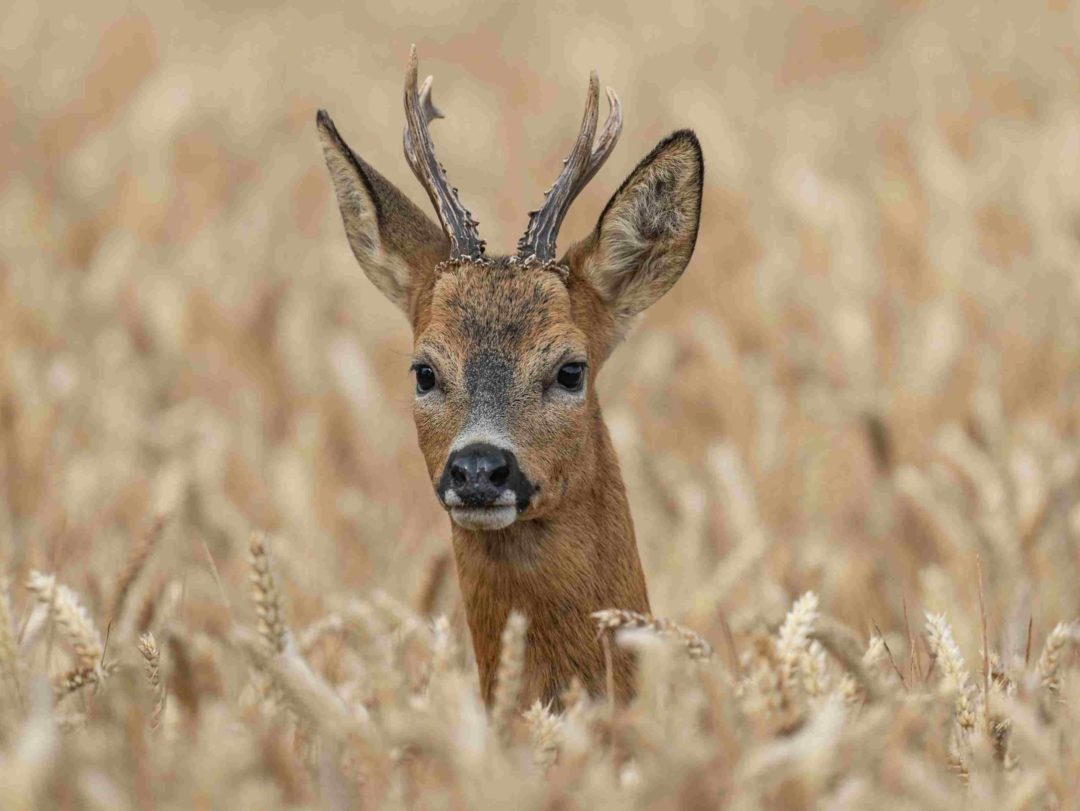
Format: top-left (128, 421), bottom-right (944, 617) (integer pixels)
top-left (449, 505), bottom-right (518, 531)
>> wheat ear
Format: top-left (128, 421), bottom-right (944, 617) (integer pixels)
top-left (249, 532), bottom-right (288, 655)
top-left (523, 699), bottom-right (563, 771)
top-left (54, 662), bottom-right (121, 700)
top-left (491, 610), bottom-right (528, 746)
top-left (776, 592), bottom-right (819, 692)
top-left (138, 632), bottom-right (165, 729)
top-left (925, 613), bottom-right (976, 733)
top-left (25, 571), bottom-right (104, 669)
top-left (108, 515), bottom-right (166, 624)
top-left (591, 609), bottom-right (713, 660)
top-left (1036, 622), bottom-right (1075, 693)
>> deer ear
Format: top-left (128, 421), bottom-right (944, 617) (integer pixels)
top-left (317, 110), bottom-right (447, 314)
top-left (576, 130), bottom-right (703, 328)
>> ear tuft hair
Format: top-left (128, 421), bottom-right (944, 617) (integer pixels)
top-left (582, 129), bottom-right (703, 327)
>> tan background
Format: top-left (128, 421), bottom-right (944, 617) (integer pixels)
top-left (3, 0), bottom-right (1080, 655)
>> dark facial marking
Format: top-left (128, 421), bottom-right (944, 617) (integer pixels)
top-left (462, 352), bottom-right (515, 438)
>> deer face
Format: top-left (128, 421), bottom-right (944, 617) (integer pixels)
top-left (411, 262), bottom-right (594, 529)
top-left (318, 48), bottom-right (703, 532)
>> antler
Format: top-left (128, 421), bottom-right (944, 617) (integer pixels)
top-left (516, 72), bottom-right (623, 264)
top-left (403, 45), bottom-right (486, 260)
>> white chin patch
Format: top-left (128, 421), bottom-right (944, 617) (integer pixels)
top-left (450, 505), bottom-right (518, 531)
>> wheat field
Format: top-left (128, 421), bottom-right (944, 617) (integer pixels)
top-left (2, 0), bottom-right (1080, 807)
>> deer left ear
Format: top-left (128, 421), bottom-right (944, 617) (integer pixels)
top-left (317, 110), bottom-right (447, 317)
top-left (575, 130), bottom-right (703, 328)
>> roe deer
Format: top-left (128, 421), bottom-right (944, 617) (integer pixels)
top-left (318, 47), bottom-right (703, 708)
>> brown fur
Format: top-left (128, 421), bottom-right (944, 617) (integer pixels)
top-left (317, 103), bottom-right (703, 708)
top-left (415, 263), bottom-right (648, 707)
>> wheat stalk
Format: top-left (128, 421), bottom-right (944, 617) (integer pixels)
top-left (249, 532), bottom-right (289, 655)
top-left (801, 640), bottom-right (830, 698)
top-left (925, 613), bottom-right (977, 735)
top-left (1036, 622), bottom-right (1075, 693)
top-left (591, 609), bottom-right (713, 660)
top-left (53, 662), bottom-right (121, 700)
top-left (297, 614), bottom-right (346, 656)
top-left (523, 699), bottom-right (562, 772)
top-left (925, 614), bottom-right (969, 688)
top-left (232, 626), bottom-right (372, 744)
top-left (0, 578), bottom-right (23, 719)
top-left (776, 592), bottom-right (819, 692)
top-left (25, 571), bottom-right (104, 669)
top-left (138, 632), bottom-right (165, 730)
top-left (165, 630), bottom-right (199, 722)
top-left (864, 634), bottom-right (887, 668)
top-left (108, 515), bottom-right (166, 625)
top-left (491, 610), bottom-right (527, 746)
top-left (809, 617), bottom-right (887, 703)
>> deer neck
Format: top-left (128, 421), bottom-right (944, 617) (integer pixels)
top-left (449, 421), bottom-right (650, 708)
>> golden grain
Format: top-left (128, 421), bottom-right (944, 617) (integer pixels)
top-left (3, 1), bottom-right (1080, 805)
top-left (1036, 622), bottom-right (1075, 694)
top-left (24, 573), bottom-right (104, 671)
top-left (137, 632), bottom-right (165, 730)
top-left (592, 609), bottom-right (714, 660)
top-left (491, 610), bottom-right (527, 747)
top-left (523, 699), bottom-right (562, 772)
top-left (249, 532), bottom-right (289, 656)
top-left (107, 516), bottom-right (166, 627)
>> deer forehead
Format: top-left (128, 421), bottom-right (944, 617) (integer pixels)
top-left (417, 264), bottom-right (586, 371)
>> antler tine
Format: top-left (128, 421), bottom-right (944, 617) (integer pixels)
top-left (578, 86), bottom-right (622, 190)
top-left (418, 75), bottom-right (444, 124)
top-left (403, 45), bottom-right (485, 260)
top-left (517, 74), bottom-right (622, 264)
top-left (516, 72), bottom-right (599, 262)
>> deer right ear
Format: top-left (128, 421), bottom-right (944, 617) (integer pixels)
top-left (317, 110), bottom-right (447, 314)
top-left (574, 130), bottom-right (703, 333)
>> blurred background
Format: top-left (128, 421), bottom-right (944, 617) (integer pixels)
top-left (2, 0), bottom-right (1079, 658)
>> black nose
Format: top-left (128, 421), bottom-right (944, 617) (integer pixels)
top-left (441, 443), bottom-right (519, 508)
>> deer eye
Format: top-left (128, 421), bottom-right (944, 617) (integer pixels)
top-left (413, 363), bottom-right (437, 394)
top-left (555, 362), bottom-right (586, 392)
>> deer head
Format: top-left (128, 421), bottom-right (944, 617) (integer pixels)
top-left (318, 47), bottom-right (703, 535)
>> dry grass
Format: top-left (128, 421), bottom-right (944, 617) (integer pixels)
top-left (3, 0), bottom-right (1080, 806)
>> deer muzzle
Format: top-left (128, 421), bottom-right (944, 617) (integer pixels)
top-left (438, 443), bottom-right (535, 530)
